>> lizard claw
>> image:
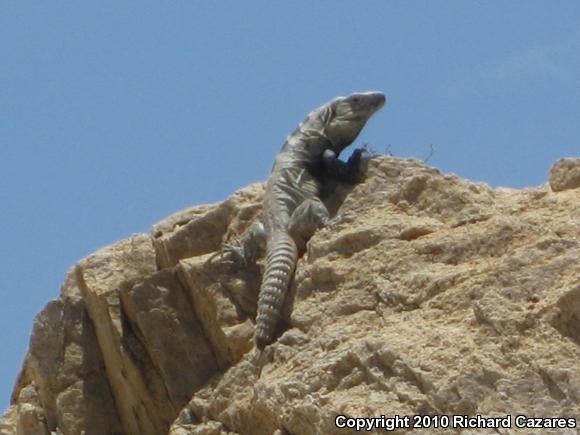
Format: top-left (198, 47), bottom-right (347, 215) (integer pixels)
top-left (220, 243), bottom-right (249, 267)
top-left (345, 149), bottom-right (370, 183)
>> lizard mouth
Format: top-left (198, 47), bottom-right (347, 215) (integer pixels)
top-left (364, 91), bottom-right (387, 113)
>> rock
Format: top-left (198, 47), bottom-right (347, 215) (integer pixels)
top-left (13, 385), bottom-right (47, 435)
top-left (76, 234), bottom-right (172, 435)
top-left (6, 270), bottom-right (124, 435)
top-left (177, 255), bottom-right (257, 369)
top-left (152, 184), bottom-right (264, 268)
top-left (120, 269), bottom-right (218, 407)
top-left (2, 156), bottom-right (580, 435)
top-left (549, 157), bottom-right (580, 192)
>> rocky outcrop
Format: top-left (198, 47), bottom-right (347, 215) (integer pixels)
top-left (2, 157), bottom-right (579, 435)
top-left (549, 158), bottom-right (580, 193)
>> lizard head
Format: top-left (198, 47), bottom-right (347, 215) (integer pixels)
top-left (323, 91), bottom-right (386, 151)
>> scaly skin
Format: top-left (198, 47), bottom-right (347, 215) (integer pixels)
top-left (253, 92), bottom-right (386, 349)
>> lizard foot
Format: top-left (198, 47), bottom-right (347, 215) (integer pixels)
top-left (347, 146), bottom-right (373, 182)
top-left (220, 243), bottom-right (249, 267)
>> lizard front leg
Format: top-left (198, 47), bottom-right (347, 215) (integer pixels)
top-left (322, 147), bottom-right (372, 184)
top-left (220, 221), bottom-right (266, 267)
top-left (288, 198), bottom-right (329, 252)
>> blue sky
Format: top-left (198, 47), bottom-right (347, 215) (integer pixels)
top-left (1, 2), bottom-right (579, 410)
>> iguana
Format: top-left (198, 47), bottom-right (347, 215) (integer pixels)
top-left (226, 91), bottom-right (386, 349)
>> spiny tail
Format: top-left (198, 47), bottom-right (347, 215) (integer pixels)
top-left (255, 230), bottom-right (298, 349)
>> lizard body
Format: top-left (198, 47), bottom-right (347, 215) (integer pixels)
top-left (235, 92), bottom-right (386, 349)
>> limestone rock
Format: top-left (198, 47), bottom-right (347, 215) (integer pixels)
top-left (3, 156), bottom-right (580, 435)
top-left (549, 158), bottom-right (580, 192)
top-left (5, 270), bottom-right (123, 435)
top-left (177, 255), bottom-right (258, 368)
